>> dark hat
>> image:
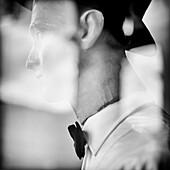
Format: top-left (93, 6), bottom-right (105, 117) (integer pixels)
top-left (16, 0), bottom-right (155, 51)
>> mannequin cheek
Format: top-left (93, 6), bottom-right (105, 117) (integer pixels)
top-left (40, 37), bottom-right (80, 109)
top-left (40, 35), bottom-right (79, 73)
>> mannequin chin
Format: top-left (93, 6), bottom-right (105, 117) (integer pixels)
top-left (42, 79), bottom-right (78, 110)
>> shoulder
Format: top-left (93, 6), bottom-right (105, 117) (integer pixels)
top-left (100, 105), bottom-right (170, 169)
top-left (99, 129), bottom-right (170, 170)
top-left (126, 104), bottom-right (169, 135)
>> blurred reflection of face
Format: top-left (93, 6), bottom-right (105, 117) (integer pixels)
top-left (27, 0), bottom-right (80, 108)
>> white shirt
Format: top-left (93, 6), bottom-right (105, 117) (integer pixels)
top-left (82, 91), bottom-right (168, 170)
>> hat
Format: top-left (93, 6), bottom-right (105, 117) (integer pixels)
top-left (15, 0), bottom-right (155, 51)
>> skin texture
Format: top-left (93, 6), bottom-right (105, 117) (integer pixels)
top-left (27, 0), bottom-right (126, 124)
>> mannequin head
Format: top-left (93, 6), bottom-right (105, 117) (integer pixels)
top-left (26, 0), bottom-right (153, 123)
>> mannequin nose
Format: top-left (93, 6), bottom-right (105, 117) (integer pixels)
top-left (26, 51), bottom-right (41, 70)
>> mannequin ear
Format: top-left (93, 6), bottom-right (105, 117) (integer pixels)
top-left (80, 10), bottom-right (104, 49)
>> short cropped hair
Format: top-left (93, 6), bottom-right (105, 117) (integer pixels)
top-left (74, 0), bottom-right (153, 49)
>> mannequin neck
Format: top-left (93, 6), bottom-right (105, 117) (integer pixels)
top-left (76, 42), bottom-right (125, 124)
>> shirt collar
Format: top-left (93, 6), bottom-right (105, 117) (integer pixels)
top-left (82, 90), bottom-right (155, 155)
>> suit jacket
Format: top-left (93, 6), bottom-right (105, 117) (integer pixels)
top-left (82, 91), bottom-right (170, 170)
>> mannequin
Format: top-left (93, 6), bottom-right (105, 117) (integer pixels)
top-left (25, 0), bottom-right (170, 169)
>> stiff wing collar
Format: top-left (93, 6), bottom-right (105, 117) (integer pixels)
top-left (83, 90), bottom-right (155, 155)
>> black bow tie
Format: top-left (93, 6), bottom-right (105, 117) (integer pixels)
top-left (68, 121), bottom-right (87, 159)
